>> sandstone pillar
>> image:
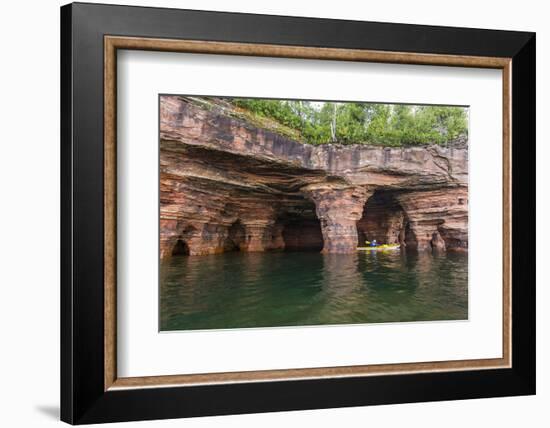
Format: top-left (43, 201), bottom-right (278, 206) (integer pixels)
top-left (240, 222), bottom-right (274, 252)
top-left (305, 185), bottom-right (371, 253)
top-left (430, 230), bottom-right (446, 251)
top-left (187, 223), bottom-right (230, 255)
top-left (401, 220), bottom-right (438, 251)
top-left (236, 202), bottom-right (283, 252)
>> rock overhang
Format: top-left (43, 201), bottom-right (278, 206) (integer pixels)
top-left (160, 95), bottom-right (468, 256)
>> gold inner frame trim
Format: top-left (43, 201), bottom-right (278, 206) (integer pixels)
top-left (104, 35), bottom-right (512, 391)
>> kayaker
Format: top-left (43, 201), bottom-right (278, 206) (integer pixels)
top-left (370, 239), bottom-right (377, 247)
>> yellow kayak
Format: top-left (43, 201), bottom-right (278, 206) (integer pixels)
top-left (357, 244), bottom-right (401, 251)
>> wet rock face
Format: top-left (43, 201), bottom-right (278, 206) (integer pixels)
top-left (160, 96), bottom-right (468, 257)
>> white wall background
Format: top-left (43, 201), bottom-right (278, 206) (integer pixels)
top-left (0, 0), bottom-right (546, 427)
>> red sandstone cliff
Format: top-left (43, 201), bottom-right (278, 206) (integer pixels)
top-left (160, 96), bottom-right (468, 256)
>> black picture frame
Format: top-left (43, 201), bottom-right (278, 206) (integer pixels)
top-left (61, 2), bottom-right (535, 424)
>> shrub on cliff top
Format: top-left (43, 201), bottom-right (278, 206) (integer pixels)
top-left (229, 98), bottom-right (468, 147)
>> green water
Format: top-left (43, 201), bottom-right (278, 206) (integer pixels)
top-left (160, 250), bottom-right (468, 331)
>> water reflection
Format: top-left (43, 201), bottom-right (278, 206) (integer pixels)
top-left (160, 250), bottom-right (468, 331)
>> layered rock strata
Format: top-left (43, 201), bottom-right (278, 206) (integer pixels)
top-left (160, 96), bottom-right (468, 257)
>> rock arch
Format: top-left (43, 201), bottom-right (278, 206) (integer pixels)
top-left (356, 190), bottom-right (409, 247)
top-left (225, 220), bottom-right (245, 251)
top-left (167, 224), bottom-right (199, 256)
top-left (171, 239), bottom-right (190, 256)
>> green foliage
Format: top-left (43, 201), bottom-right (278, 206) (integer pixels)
top-left (229, 98), bottom-right (468, 147)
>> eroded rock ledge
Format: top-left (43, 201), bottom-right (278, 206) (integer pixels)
top-left (160, 96), bottom-right (468, 257)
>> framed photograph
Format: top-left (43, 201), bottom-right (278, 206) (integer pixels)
top-left (61, 2), bottom-right (535, 424)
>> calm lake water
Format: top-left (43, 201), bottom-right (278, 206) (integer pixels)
top-left (160, 250), bottom-right (468, 331)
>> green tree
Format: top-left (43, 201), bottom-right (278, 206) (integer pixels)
top-left (228, 98), bottom-right (467, 147)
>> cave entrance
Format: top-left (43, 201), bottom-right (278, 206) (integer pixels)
top-left (282, 217), bottom-right (323, 252)
top-left (357, 190), bottom-right (410, 247)
top-left (225, 220), bottom-right (245, 251)
top-left (276, 200), bottom-right (323, 252)
top-left (172, 239), bottom-right (190, 256)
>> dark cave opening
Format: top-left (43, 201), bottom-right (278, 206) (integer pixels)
top-left (225, 220), bottom-right (246, 251)
top-left (281, 217), bottom-right (324, 252)
top-left (172, 239), bottom-right (190, 256)
top-left (356, 190), bottom-right (411, 247)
